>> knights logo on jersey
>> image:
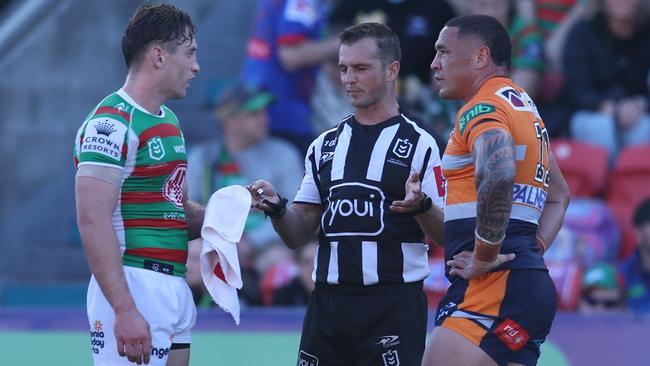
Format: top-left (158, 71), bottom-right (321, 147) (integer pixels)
top-left (392, 138), bottom-right (413, 159)
top-left (148, 137), bottom-right (166, 161)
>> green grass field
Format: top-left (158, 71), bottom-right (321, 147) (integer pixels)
top-left (0, 331), bottom-right (569, 366)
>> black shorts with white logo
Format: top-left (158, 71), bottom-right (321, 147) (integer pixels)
top-left (297, 281), bottom-right (427, 366)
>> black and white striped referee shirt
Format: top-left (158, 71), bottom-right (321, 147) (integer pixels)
top-left (294, 113), bottom-right (446, 286)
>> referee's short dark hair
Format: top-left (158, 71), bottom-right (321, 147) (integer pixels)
top-left (633, 198), bottom-right (650, 227)
top-left (339, 22), bottom-right (401, 65)
top-left (445, 15), bottom-right (511, 69)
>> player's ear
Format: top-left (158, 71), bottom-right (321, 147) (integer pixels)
top-left (150, 44), bottom-right (165, 69)
top-left (474, 45), bottom-right (490, 69)
top-left (385, 61), bottom-right (400, 82)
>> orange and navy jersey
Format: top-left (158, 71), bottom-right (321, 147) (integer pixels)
top-left (442, 77), bottom-right (549, 270)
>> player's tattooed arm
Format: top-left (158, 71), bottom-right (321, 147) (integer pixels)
top-left (472, 128), bottom-right (516, 242)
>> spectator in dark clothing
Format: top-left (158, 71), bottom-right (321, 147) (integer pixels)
top-left (330, 0), bottom-right (456, 85)
top-left (468, 0), bottom-right (545, 100)
top-left (561, 0), bottom-right (650, 163)
top-left (620, 198), bottom-right (650, 313)
top-left (329, 0), bottom-right (458, 139)
top-left (241, 0), bottom-right (340, 155)
top-left (272, 242), bottom-right (317, 306)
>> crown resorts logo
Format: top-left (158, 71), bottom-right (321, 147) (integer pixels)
top-left (94, 120), bottom-right (117, 136)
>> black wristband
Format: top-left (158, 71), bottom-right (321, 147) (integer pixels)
top-left (262, 193), bottom-right (288, 219)
top-left (411, 195), bottom-right (432, 215)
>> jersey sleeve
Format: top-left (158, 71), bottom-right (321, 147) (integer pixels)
top-left (458, 101), bottom-right (511, 151)
top-left (76, 116), bottom-right (128, 169)
top-left (293, 139), bottom-right (322, 205)
top-left (277, 0), bottom-right (318, 46)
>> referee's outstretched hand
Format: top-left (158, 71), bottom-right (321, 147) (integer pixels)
top-left (390, 172), bottom-right (425, 213)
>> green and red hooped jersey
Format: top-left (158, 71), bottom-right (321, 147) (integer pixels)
top-left (74, 89), bottom-right (189, 276)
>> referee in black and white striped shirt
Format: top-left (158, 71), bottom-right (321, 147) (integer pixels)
top-left (249, 22), bottom-right (445, 366)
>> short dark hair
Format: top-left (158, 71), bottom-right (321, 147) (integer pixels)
top-left (339, 22), bottom-right (401, 65)
top-left (633, 198), bottom-right (650, 227)
top-left (121, 2), bottom-right (196, 68)
top-left (445, 15), bottom-right (511, 69)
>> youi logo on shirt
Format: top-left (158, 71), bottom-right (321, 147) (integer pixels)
top-left (322, 182), bottom-right (384, 237)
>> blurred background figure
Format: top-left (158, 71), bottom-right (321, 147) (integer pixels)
top-left (240, 0), bottom-right (340, 155)
top-left (467, 0), bottom-right (545, 100)
top-left (560, 0), bottom-right (650, 164)
top-left (309, 54), bottom-right (352, 134)
top-left (185, 82), bottom-right (304, 306)
top-left (579, 262), bottom-right (626, 313)
top-left (620, 198), bottom-right (650, 313)
top-left (271, 241), bottom-right (318, 306)
top-left (329, 0), bottom-right (458, 138)
top-left (330, 0), bottom-right (456, 87)
top-left (533, 0), bottom-right (588, 136)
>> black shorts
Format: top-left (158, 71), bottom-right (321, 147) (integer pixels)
top-left (298, 281), bottom-right (427, 366)
top-left (434, 269), bottom-right (557, 366)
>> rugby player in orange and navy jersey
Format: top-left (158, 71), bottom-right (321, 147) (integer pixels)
top-left (421, 15), bottom-right (570, 366)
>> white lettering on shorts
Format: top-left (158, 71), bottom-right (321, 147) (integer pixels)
top-left (298, 350), bottom-right (319, 366)
top-left (382, 349), bottom-right (400, 366)
top-left (376, 335), bottom-right (400, 348)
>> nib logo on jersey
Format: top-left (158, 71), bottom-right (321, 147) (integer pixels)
top-left (322, 182), bottom-right (385, 237)
top-left (82, 118), bottom-right (127, 160)
top-left (90, 320), bottom-right (105, 354)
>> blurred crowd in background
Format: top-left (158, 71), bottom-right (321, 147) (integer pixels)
top-left (1, 0), bottom-right (646, 317)
top-left (178, 0), bottom-right (650, 316)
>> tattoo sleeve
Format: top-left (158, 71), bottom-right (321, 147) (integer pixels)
top-left (473, 129), bottom-right (516, 242)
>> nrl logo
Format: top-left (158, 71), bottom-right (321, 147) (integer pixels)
top-left (382, 349), bottom-right (400, 366)
top-left (148, 137), bottom-right (166, 161)
top-left (392, 138), bottom-right (413, 159)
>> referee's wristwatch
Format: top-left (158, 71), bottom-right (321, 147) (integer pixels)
top-left (411, 195), bottom-right (432, 215)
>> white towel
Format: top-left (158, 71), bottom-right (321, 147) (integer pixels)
top-left (200, 185), bottom-right (251, 325)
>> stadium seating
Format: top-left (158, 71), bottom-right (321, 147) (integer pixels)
top-left (551, 139), bottom-right (609, 198)
top-left (606, 144), bottom-right (650, 259)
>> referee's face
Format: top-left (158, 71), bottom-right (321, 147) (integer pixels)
top-left (339, 38), bottom-right (390, 109)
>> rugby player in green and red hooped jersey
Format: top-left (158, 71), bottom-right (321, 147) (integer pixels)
top-left (74, 3), bottom-right (205, 366)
